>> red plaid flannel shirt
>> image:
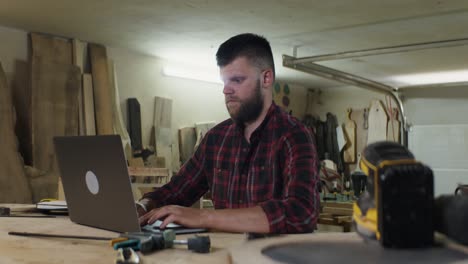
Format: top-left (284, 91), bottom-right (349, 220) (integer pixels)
top-left (143, 103), bottom-right (320, 233)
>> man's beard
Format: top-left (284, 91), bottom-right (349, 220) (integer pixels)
top-left (227, 80), bottom-right (264, 126)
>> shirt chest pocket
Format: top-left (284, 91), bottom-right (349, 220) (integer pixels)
top-left (249, 165), bottom-right (276, 203)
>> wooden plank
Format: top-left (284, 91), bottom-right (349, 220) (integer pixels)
top-left (31, 61), bottom-right (81, 202)
top-left (82, 74), bottom-right (96, 135)
top-left (322, 202), bottom-right (353, 209)
top-left (154, 97), bottom-right (172, 128)
top-left (0, 62), bottom-right (32, 203)
top-left (147, 155), bottom-right (166, 168)
top-left (72, 39), bottom-right (85, 135)
top-left (30, 33), bottom-right (72, 65)
top-left (335, 216), bottom-right (352, 224)
top-left (88, 43), bottom-right (113, 135)
top-left (154, 97), bottom-right (174, 172)
top-left (387, 107), bottom-right (401, 143)
top-left (343, 108), bottom-right (356, 163)
top-left (195, 122), bottom-right (216, 150)
top-left (367, 100), bottom-right (388, 145)
top-left (322, 206), bottom-right (353, 216)
top-left (128, 157), bottom-right (145, 168)
top-left (72, 39), bottom-right (85, 73)
top-left (11, 59), bottom-right (32, 165)
top-left (108, 60), bottom-right (131, 158)
top-left (128, 167), bottom-right (169, 177)
top-left (30, 33), bottom-right (80, 202)
top-left (349, 108), bottom-right (368, 172)
top-left (179, 127), bottom-right (196, 164)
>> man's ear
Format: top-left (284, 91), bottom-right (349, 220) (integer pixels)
top-left (261, 69), bottom-right (274, 88)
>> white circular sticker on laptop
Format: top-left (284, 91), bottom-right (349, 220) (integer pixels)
top-left (85, 171), bottom-right (100, 195)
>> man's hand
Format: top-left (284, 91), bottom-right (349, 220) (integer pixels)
top-left (139, 205), bottom-right (270, 233)
top-left (138, 205), bottom-right (210, 229)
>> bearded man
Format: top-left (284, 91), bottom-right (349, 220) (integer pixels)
top-left (137, 33), bottom-right (319, 234)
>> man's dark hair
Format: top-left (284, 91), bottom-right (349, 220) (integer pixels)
top-left (216, 33), bottom-right (275, 77)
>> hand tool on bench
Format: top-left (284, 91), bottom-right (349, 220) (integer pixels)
top-left (173, 235), bottom-right (211, 253)
top-left (115, 230), bottom-right (211, 254)
top-left (115, 247), bottom-right (140, 264)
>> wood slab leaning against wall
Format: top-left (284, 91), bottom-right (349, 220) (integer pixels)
top-left (29, 33), bottom-right (81, 202)
top-left (0, 62), bottom-right (33, 203)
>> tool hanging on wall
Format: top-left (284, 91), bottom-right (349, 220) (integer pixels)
top-left (367, 100), bottom-right (388, 145)
top-left (385, 95), bottom-right (400, 143)
top-left (325, 112), bottom-right (343, 173)
top-left (343, 108), bottom-right (356, 163)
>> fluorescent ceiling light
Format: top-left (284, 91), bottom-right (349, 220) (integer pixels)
top-left (162, 65), bottom-right (222, 84)
top-left (392, 70), bottom-right (468, 86)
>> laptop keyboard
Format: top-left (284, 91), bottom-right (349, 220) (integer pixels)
top-left (143, 220), bottom-right (182, 229)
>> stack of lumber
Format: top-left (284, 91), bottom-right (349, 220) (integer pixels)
top-left (318, 202), bottom-right (353, 232)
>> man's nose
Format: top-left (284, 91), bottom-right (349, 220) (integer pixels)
top-left (223, 84), bottom-right (233, 94)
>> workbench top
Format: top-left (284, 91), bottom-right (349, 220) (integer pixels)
top-left (0, 204), bottom-right (244, 263)
top-left (1, 204), bottom-right (468, 263)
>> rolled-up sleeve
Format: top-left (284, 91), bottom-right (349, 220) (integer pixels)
top-left (259, 125), bottom-right (320, 233)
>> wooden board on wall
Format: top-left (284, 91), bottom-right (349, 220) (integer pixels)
top-left (195, 122), bottom-right (216, 150)
top-left (30, 33), bottom-right (72, 65)
top-left (387, 108), bottom-right (400, 143)
top-left (11, 59), bottom-right (32, 166)
top-left (108, 60), bottom-right (132, 158)
top-left (179, 127), bottom-right (197, 164)
top-left (82, 74), bottom-right (96, 135)
top-left (367, 100), bottom-right (388, 145)
top-left (89, 43), bottom-right (114, 135)
top-left (153, 97), bottom-right (173, 172)
top-left (343, 109), bottom-right (356, 163)
top-left (0, 62), bottom-right (33, 203)
top-left (72, 39), bottom-right (86, 135)
top-left (72, 39), bottom-right (85, 74)
top-left (31, 61), bottom-right (81, 201)
top-left (348, 108), bottom-right (368, 172)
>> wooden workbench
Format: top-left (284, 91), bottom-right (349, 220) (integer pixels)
top-left (1, 204), bottom-right (468, 263)
top-left (0, 204), bottom-right (244, 263)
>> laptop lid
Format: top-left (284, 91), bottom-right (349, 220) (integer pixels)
top-left (54, 135), bottom-right (140, 233)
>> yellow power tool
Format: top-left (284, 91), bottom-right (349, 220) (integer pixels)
top-left (353, 141), bottom-right (434, 248)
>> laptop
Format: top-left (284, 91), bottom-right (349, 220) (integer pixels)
top-left (54, 135), bottom-right (204, 234)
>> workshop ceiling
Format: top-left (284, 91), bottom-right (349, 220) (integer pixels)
top-left (1, 0), bottom-right (468, 88)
